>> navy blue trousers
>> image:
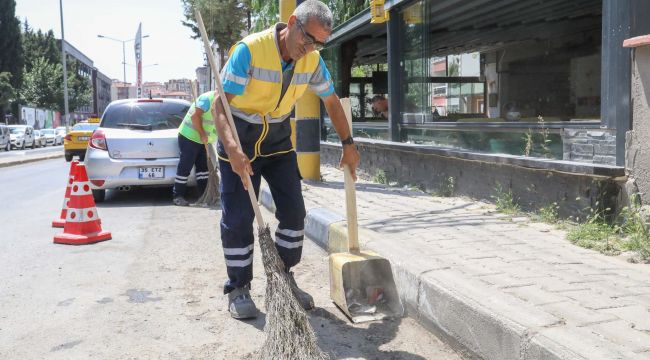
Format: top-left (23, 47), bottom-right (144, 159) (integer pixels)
top-left (219, 151), bottom-right (306, 293)
top-left (174, 134), bottom-right (209, 198)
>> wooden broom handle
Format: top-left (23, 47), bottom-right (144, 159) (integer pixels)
top-left (340, 98), bottom-right (359, 252)
top-left (194, 8), bottom-right (265, 229)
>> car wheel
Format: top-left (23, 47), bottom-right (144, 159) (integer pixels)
top-left (92, 189), bottom-right (106, 203)
top-left (65, 154), bottom-right (72, 162)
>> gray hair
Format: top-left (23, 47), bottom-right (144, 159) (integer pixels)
top-left (294, 1), bottom-right (333, 30)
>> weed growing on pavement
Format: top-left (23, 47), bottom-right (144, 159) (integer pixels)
top-left (537, 202), bottom-right (559, 223)
top-left (373, 169), bottom-right (388, 185)
top-left (566, 209), bottom-right (622, 255)
top-left (437, 176), bottom-right (456, 197)
top-left (492, 183), bottom-right (520, 215)
top-left (619, 195), bottom-right (650, 260)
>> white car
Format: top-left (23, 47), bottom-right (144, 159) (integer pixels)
top-left (55, 126), bottom-right (67, 138)
top-left (33, 130), bottom-right (47, 147)
top-left (41, 129), bottom-right (63, 146)
top-left (8, 125), bottom-right (36, 150)
top-left (85, 98), bottom-right (196, 202)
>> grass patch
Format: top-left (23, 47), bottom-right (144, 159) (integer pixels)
top-left (372, 169), bottom-right (388, 185)
top-left (492, 183), bottom-right (520, 215)
top-left (536, 202), bottom-right (559, 224)
top-left (437, 176), bottom-right (456, 197)
top-left (567, 195), bottom-right (650, 260)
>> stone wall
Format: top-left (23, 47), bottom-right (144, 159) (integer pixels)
top-left (626, 45), bottom-right (650, 205)
top-left (321, 140), bottom-right (625, 219)
top-left (562, 128), bottom-right (617, 165)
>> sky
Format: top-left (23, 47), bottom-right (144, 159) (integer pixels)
top-left (15, 0), bottom-right (207, 84)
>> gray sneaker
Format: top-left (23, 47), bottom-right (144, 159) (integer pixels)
top-left (288, 271), bottom-right (314, 310)
top-left (173, 196), bottom-right (189, 206)
top-left (228, 287), bottom-right (259, 319)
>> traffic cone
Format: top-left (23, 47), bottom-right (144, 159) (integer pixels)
top-left (54, 164), bottom-right (112, 245)
top-left (52, 160), bottom-right (79, 228)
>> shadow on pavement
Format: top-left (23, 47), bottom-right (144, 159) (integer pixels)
top-left (96, 187), bottom-right (200, 208)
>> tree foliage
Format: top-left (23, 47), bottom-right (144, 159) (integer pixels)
top-left (181, 0), bottom-right (249, 64)
top-left (0, 72), bottom-right (15, 114)
top-left (64, 59), bottom-right (92, 113)
top-left (21, 57), bottom-right (62, 110)
top-left (0, 0), bottom-right (24, 90)
top-left (21, 23), bottom-right (60, 71)
top-left (248, 0), bottom-right (368, 31)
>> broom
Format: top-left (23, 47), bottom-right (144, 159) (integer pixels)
top-left (195, 143), bottom-right (220, 207)
top-left (193, 8), bottom-right (328, 359)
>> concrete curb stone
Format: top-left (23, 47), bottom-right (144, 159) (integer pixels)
top-left (0, 153), bottom-right (64, 168)
top-left (258, 185), bottom-right (646, 360)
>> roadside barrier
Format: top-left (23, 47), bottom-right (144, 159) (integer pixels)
top-left (53, 164), bottom-right (112, 245)
top-left (52, 160), bottom-right (78, 228)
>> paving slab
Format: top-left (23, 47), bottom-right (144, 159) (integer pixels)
top-left (260, 165), bottom-right (650, 360)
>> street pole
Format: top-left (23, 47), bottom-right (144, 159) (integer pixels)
top-left (59, 0), bottom-right (70, 129)
top-left (122, 41), bottom-right (126, 84)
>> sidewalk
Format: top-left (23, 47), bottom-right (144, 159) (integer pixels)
top-left (261, 165), bottom-right (650, 360)
top-left (0, 150), bottom-right (63, 168)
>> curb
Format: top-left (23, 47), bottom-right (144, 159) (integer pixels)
top-left (259, 186), bottom-right (587, 360)
top-left (0, 153), bottom-right (64, 168)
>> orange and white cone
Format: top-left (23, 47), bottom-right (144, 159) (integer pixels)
top-left (52, 160), bottom-right (79, 228)
top-left (54, 164), bottom-right (112, 245)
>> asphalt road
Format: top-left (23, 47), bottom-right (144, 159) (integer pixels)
top-left (0, 145), bottom-right (63, 159)
top-left (0, 159), bottom-right (462, 359)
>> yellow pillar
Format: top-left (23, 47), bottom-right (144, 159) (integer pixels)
top-left (280, 0), bottom-right (321, 180)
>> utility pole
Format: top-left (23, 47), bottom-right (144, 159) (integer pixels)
top-left (59, 0), bottom-right (70, 129)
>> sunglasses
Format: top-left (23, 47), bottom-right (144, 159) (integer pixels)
top-left (296, 19), bottom-right (326, 51)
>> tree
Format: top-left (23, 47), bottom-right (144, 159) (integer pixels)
top-left (21, 23), bottom-right (60, 71)
top-left (0, 72), bottom-right (15, 115)
top-left (0, 0), bottom-right (24, 119)
top-left (64, 59), bottom-right (92, 113)
top-left (181, 0), bottom-right (249, 66)
top-left (21, 57), bottom-right (62, 110)
top-left (247, 0), bottom-right (368, 30)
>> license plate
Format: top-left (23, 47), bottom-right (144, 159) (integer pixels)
top-left (77, 136), bottom-right (89, 141)
top-left (138, 167), bottom-right (164, 179)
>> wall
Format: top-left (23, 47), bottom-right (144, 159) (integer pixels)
top-left (627, 45), bottom-right (650, 204)
top-left (320, 139), bottom-right (625, 219)
top-left (562, 128), bottom-right (617, 165)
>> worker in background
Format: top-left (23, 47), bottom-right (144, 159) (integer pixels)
top-left (173, 91), bottom-right (218, 206)
top-left (214, 0), bottom-right (360, 319)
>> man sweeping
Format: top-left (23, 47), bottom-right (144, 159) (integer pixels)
top-left (214, 0), bottom-right (360, 319)
top-left (173, 90), bottom-right (218, 206)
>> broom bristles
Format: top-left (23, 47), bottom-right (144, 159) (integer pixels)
top-left (255, 225), bottom-right (329, 360)
top-left (195, 144), bottom-right (220, 207)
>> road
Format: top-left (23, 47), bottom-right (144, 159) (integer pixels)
top-left (0, 159), bottom-right (463, 359)
top-left (0, 145), bottom-right (63, 159)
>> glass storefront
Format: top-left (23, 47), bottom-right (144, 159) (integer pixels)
top-left (320, 0), bottom-right (603, 160)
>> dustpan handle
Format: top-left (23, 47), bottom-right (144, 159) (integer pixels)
top-left (340, 98), bottom-right (359, 252)
top-left (195, 8), bottom-right (264, 229)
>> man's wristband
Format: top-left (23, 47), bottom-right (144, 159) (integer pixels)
top-left (341, 135), bottom-right (354, 146)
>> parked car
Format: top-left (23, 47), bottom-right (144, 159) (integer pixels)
top-left (41, 129), bottom-right (63, 146)
top-left (33, 130), bottom-right (47, 148)
top-left (0, 125), bottom-right (10, 151)
top-left (8, 125), bottom-right (36, 149)
top-left (55, 126), bottom-right (67, 138)
top-left (85, 98), bottom-right (196, 202)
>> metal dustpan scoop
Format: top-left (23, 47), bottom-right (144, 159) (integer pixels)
top-left (329, 98), bottom-right (403, 323)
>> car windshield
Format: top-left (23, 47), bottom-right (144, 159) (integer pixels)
top-left (101, 101), bottom-right (189, 130)
top-left (72, 123), bottom-right (99, 131)
top-left (42, 129), bottom-right (55, 135)
top-left (9, 127), bottom-right (24, 134)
